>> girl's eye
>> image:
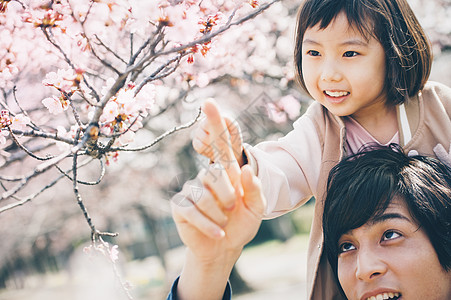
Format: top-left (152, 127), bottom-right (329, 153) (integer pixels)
top-left (306, 50), bottom-right (320, 57)
top-left (382, 230), bottom-right (401, 241)
top-left (339, 242), bottom-right (356, 253)
top-left (343, 51), bottom-right (358, 57)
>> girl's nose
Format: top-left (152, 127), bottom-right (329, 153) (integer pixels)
top-left (355, 248), bottom-right (388, 282)
top-left (320, 61), bottom-right (342, 82)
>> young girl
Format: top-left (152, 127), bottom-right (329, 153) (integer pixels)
top-left (180, 0), bottom-right (451, 298)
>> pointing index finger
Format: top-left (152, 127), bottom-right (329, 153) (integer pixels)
top-left (202, 99), bottom-right (241, 186)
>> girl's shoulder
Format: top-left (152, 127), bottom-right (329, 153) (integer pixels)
top-left (420, 81), bottom-right (451, 115)
top-left (422, 81), bottom-right (451, 101)
top-left (303, 101), bottom-right (333, 120)
top-left (291, 101), bottom-right (344, 148)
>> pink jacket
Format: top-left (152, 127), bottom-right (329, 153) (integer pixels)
top-left (244, 81), bottom-right (451, 299)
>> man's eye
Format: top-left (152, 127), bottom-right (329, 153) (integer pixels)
top-left (382, 230), bottom-right (401, 241)
top-left (339, 242), bottom-right (356, 253)
top-left (307, 50), bottom-right (320, 56)
top-left (343, 51), bottom-right (358, 57)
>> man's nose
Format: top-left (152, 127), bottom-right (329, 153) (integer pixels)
top-left (355, 247), bottom-right (388, 282)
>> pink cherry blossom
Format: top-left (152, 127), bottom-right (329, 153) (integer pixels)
top-left (109, 244), bottom-right (119, 262)
top-left (129, 117), bottom-right (143, 132)
top-left (101, 78), bottom-right (116, 96)
top-left (43, 69), bottom-right (78, 93)
top-left (278, 95), bottom-right (301, 120)
top-left (117, 130), bottom-right (135, 146)
top-left (195, 72), bottom-right (210, 88)
top-left (100, 101), bottom-right (119, 124)
top-left (42, 95), bottom-right (68, 115)
top-left (266, 95), bottom-right (301, 124)
top-left (83, 245), bottom-right (93, 255)
top-left (0, 130), bottom-right (9, 145)
top-left (116, 88), bottom-right (134, 105)
top-left (134, 84), bottom-right (156, 115)
top-left (266, 102), bottom-right (287, 124)
top-left (10, 114), bottom-right (31, 131)
top-left (164, 4), bottom-right (200, 44)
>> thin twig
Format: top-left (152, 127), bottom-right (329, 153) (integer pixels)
top-left (0, 172), bottom-right (66, 213)
top-left (112, 107), bottom-right (202, 152)
top-left (93, 35), bottom-right (128, 66)
top-left (67, 95), bottom-right (83, 127)
top-left (134, 54), bottom-right (181, 95)
top-left (79, 0), bottom-right (95, 26)
top-left (0, 98), bottom-right (12, 112)
top-left (11, 128), bottom-right (75, 145)
top-left (91, 35), bottom-right (124, 73)
top-left (12, 0), bottom-right (26, 10)
top-left (12, 86), bottom-right (40, 130)
top-left (73, 148), bottom-right (96, 234)
top-left (8, 127), bottom-right (54, 161)
top-left (1, 122), bottom-right (91, 201)
top-left (128, 25), bottom-right (163, 67)
top-left (0, 143), bottom-right (56, 168)
top-left (156, 0), bottom-right (280, 57)
top-left (0, 174), bottom-right (24, 182)
top-left (130, 33), bottom-right (134, 60)
top-left (0, 156), bottom-right (98, 213)
top-left (0, 149), bottom-right (72, 201)
top-left (130, 56), bottom-right (157, 82)
top-left (55, 157), bottom-right (106, 185)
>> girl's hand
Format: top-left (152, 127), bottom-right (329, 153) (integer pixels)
top-left (171, 164), bottom-right (266, 263)
top-left (192, 99), bottom-right (245, 168)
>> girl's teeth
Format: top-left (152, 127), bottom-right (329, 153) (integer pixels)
top-left (325, 91), bottom-right (349, 97)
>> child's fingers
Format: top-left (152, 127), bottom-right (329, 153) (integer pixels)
top-left (194, 187), bottom-right (229, 227)
top-left (241, 165), bottom-right (266, 217)
top-left (224, 116), bottom-right (244, 162)
top-left (224, 117), bottom-right (242, 148)
top-left (202, 99), bottom-right (241, 185)
top-left (200, 166), bottom-right (236, 211)
top-left (171, 201), bottom-right (225, 240)
top-left (192, 126), bottom-right (214, 158)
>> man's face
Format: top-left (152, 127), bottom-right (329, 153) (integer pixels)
top-left (337, 198), bottom-right (451, 300)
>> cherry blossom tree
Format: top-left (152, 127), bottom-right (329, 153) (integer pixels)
top-left (0, 0), bottom-right (286, 238)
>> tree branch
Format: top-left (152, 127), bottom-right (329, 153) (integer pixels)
top-left (155, 0), bottom-right (281, 57)
top-left (112, 107), bottom-right (202, 152)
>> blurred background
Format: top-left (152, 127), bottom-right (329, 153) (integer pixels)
top-left (0, 0), bottom-right (450, 299)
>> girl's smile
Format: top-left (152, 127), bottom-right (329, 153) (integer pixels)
top-left (301, 11), bottom-right (388, 124)
top-left (323, 90), bottom-right (350, 104)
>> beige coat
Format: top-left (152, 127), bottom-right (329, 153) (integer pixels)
top-left (245, 81), bottom-right (451, 299)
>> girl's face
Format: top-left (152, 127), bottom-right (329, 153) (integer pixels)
top-left (337, 198), bottom-right (451, 300)
top-left (301, 12), bottom-right (387, 121)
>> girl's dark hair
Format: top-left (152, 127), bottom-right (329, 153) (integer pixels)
top-left (294, 0), bottom-right (432, 105)
top-left (323, 144), bottom-right (451, 293)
